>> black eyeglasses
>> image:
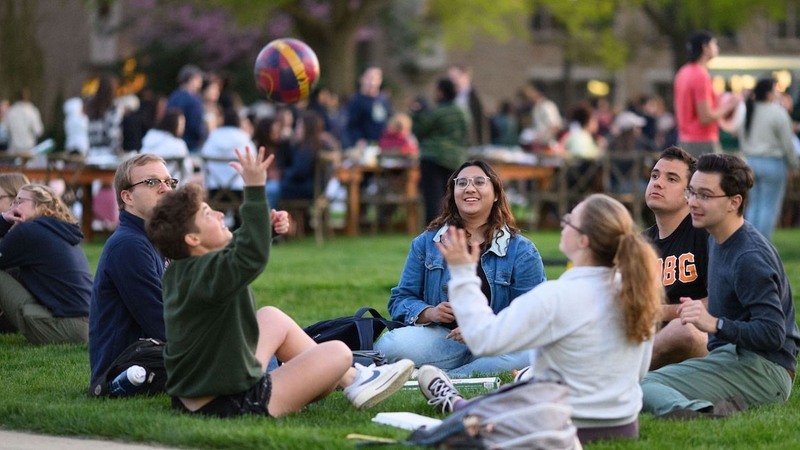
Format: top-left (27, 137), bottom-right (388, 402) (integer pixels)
top-left (684, 187), bottom-right (729, 202)
top-left (127, 178), bottom-right (179, 190)
top-left (454, 176), bottom-right (491, 189)
top-left (560, 213), bottom-right (586, 234)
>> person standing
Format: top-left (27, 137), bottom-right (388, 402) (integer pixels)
top-left (522, 80), bottom-right (563, 150)
top-left (167, 65), bottom-right (206, 153)
top-left (140, 109), bottom-right (194, 182)
top-left (673, 30), bottom-right (738, 157)
top-left (739, 77), bottom-right (799, 241)
top-left (642, 147), bottom-right (709, 370)
top-left (200, 108), bottom-right (257, 228)
top-left (63, 97), bottom-right (90, 156)
top-left (345, 66), bottom-right (391, 148)
top-left (448, 63), bottom-right (489, 147)
top-left (413, 78), bottom-right (469, 224)
top-left (85, 74), bottom-right (125, 231)
top-left (641, 153), bottom-right (799, 417)
top-left (5, 87), bottom-right (43, 154)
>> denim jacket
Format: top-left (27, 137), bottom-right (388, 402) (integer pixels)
top-left (387, 225), bottom-right (546, 325)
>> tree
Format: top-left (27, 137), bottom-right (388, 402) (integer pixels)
top-left (204, 0), bottom-right (391, 97)
top-left (0, 0), bottom-right (45, 103)
top-left (206, 0), bottom-right (537, 96)
top-left (637, 0), bottom-right (791, 72)
top-left (529, 0), bottom-right (626, 111)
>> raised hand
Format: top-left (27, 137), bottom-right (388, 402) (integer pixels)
top-left (435, 226), bottom-right (480, 266)
top-left (230, 146), bottom-right (274, 187)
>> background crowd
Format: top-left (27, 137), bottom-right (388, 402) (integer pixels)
top-left (2, 49), bottom-right (800, 238)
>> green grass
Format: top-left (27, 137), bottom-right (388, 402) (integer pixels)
top-left (2, 229), bottom-right (800, 449)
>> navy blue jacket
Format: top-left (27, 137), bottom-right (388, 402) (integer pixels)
top-left (345, 92), bottom-right (391, 146)
top-left (0, 216), bottom-right (91, 317)
top-left (166, 88), bottom-right (205, 151)
top-left (280, 144), bottom-right (316, 200)
top-left (89, 210), bottom-right (167, 385)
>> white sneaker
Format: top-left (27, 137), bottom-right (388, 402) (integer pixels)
top-left (513, 365), bottom-right (532, 383)
top-left (417, 365), bottom-right (461, 413)
top-left (344, 359), bottom-right (414, 409)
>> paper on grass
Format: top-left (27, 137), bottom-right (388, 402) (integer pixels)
top-left (372, 412), bottom-right (442, 431)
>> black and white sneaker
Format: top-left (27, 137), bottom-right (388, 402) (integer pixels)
top-left (417, 365), bottom-right (461, 413)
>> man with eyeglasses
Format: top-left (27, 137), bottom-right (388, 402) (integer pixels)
top-left (641, 153), bottom-right (799, 418)
top-left (642, 146), bottom-right (709, 370)
top-left (89, 154), bottom-right (180, 391)
top-left (89, 153), bottom-right (291, 392)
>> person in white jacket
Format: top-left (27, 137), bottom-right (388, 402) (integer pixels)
top-left (417, 193), bottom-right (663, 445)
top-left (200, 108), bottom-right (256, 228)
top-left (140, 108), bottom-right (194, 182)
top-left (63, 97), bottom-right (89, 156)
top-left (6, 87), bottom-right (43, 154)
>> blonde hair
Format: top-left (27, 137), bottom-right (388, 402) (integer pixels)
top-left (387, 113), bottom-right (412, 134)
top-left (579, 194), bottom-right (663, 342)
top-left (19, 184), bottom-right (78, 224)
top-left (0, 172), bottom-right (30, 199)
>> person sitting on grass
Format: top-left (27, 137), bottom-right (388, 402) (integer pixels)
top-left (375, 160), bottom-right (546, 378)
top-left (0, 172), bottom-right (30, 332)
top-left (146, 146), bottom-right (414, 418)
top-left (0, 184), bottom-right (92, 344)
top-left (641, 153), bottom-right (798, 419)
top-left (416, 194), bottom-right (663, 444)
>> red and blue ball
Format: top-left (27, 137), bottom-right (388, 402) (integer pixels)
top-left (254, 38), bottom-right (320, 104)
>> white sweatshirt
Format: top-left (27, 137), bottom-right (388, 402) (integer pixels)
top-left (449, 263), bottom-right (652, 428)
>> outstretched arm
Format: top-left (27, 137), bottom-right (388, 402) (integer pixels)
top-left (229, 146), bottom-right (273, 187)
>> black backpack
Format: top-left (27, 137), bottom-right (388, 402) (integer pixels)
top-left (303, 307), bottom-right (405, 366)
top-left (303, 307), bottom-right (405, 351)
top-left (88, 338), bottom-right (167, 398)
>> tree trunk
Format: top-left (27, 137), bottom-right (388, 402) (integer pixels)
top-left (319, 36), bottom-right (358, 98)
top-left (298, 30), bottom-right (358, 98)
top-left (0, 0), bottom-right (45, 102)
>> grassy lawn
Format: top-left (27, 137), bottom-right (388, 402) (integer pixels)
top-left (1, 229), bottom-right (800, 449)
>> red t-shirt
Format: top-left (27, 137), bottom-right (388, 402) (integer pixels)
top-left (674, 63), bottom-right (719, 142)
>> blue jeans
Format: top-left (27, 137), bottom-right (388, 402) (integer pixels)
top-left (641, 344), bottom-right (792, 416)
top-left (266, 180), bottom-right (281, 210)
top-left (374, 325), bottom-right (530, 377)
top-left (745, 156), bottom-right (788, 241)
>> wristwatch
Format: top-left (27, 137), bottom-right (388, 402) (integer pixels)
top-left (716, 318), bottom-right (724, 333)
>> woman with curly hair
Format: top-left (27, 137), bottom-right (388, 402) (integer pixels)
top-left (0, 184), bottom-right (92, 344)
top-left (375, 160), bottom-right (547, 377)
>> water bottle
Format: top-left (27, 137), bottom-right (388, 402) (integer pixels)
top-left (110, 365), bottom-right (147, 397)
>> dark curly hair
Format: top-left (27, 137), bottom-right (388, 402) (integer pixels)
top-left (428, 160), bottom-right (518, 251)
top-left (146, 183), bottom-right (204, 260)
top-left (696, 153), bottom-right (753, 216)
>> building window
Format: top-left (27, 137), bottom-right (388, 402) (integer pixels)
top-left (772, 2), bottom-right (800, 41)
top-left (529, 8), bottom-right (564, 41)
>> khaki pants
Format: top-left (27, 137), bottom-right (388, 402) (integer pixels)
top-left (0, 270), bottom-right (88, 345)
top-left (641, 344), bottom-right (792, 416)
